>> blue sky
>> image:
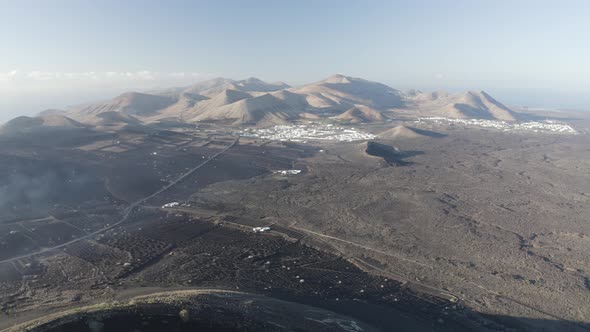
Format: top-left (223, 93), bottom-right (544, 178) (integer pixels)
top-left (1, 0), bottom-right (589, 119)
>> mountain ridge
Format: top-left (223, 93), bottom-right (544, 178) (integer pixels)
top-left (35, 75), bottom-right (521, 128)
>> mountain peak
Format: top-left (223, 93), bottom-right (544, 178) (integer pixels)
top-left (244, 77), bottom-right (264, 83)
top-left (0, 114), bottom-right (86, 137)
top-left (330, 73), bottom-right (346, 78)
top-left (323, 74), bottom-right (352, 84)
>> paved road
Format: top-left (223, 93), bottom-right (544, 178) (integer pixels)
top-left (0, 137), bottom-right (239, 265)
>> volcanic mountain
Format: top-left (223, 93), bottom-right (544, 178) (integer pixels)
top-left (378, 125), bottom-right (445, 139)
top-left (402, 90), bottom-right (518, 121)
top-left (0, 114), bottom-right (88, 137)
top-left (332, 105), bottom-right (385, 123)
top-left (66, 77), bottom-right (294, 126)
top-left (164, 77), bottom-right (290, 97)
top-left (54, 74), bottom-right (520, 128)
top-left (67, 92), bottom-right (178, 124)
top-left (190, 93), bottom-right (298, 126)
top-left (290, 74), bottom-right (404, 111)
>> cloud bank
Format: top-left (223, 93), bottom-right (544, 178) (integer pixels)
top-left (0, 70), bottom-right (207, 84)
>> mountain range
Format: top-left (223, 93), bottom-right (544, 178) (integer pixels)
top-left (1, 74), bottom-right (521, 134)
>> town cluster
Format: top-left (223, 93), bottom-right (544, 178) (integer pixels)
top-left (418, 117), bottom-right (577, 134)
top-left (239, 124), bottom-right (376, 142)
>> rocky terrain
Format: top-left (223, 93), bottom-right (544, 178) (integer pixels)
top-left (0, 75), bottom-right (589, 331)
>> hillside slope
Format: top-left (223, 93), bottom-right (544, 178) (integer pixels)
top-left (0, 114), bottom-right (88, 136)
top-left (61, 75), bottom-right (521, 127)
top-left (403, 90), bottom-right (518, 121)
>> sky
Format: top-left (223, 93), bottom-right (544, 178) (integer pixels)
top-left (1, 0), bottom-right (589, 120)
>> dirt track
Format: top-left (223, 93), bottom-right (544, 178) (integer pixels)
top-left (0, 137), bottom-right (238, 265)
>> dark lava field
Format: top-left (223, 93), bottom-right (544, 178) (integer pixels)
top-left (1, 118), bottom-right (589, 332)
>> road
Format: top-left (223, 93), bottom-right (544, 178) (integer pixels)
top-left (145, 205), bottom-right (462, 304)
top-left (291, 226), bottom-right (587, 328)
top-left (147, 205), bottom-right (581, 325)
top-left (0, 136), bottom-right (239, 265)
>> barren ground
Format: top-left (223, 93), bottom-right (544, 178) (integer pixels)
top-left (1, 116), bottom-right (589, 331)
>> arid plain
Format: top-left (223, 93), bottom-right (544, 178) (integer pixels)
top-left (0, 75), bottom-right (589, 331)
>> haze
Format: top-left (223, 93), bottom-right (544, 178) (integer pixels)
top-left (1, 0), bottom-right (590, 121)
top-left (2, 2), bottom-right (590, 330)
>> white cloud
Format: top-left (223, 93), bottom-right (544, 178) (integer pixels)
top-left (135, 70), bottom-right (155, 80)
top-left (20, 70), bottom-right (162, 82)
top-left (0, 70), bottom-right (18, 81)
top-left (0, 70), bottom-right (216, 92)
top-left (169, 72), bottom-right (204, 79)
top-left (27, 71), bottom-right (56, 80)
top-left (87, 72), bottom-right (98, 80)
top-left (12, 70), bottom-right (211, 83)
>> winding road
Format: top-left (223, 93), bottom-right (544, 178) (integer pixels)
top-left (0, 136), bottom-right (239, 265)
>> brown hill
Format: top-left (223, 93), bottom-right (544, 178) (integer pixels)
top-left (190, 93), bottom-right (297, 126)
top-left (337, 141), bottom-right (411, 166)
top-left (172, 77), bottom-right (290, 97)
top-left (403, 90), bottom-right (518, 121)
top-left (291, 74), bottom-right (404, 111)
top-left (37, 109), bottom-right (66, 117)
top-left (67, 78), bottom-right (292, 127)
top-left (378, 125), bottom-right (445, 139)
top-left (0, 114), bottom-right (87, 136)
top-left (67, 92), bottom-right (178, 124)
top-left (147, 92), bottom-right (209, 121)
top-left (233, 77), bottom-right (290, 93)
top-left (270, 90), bottom-right (310, 110)
top-left (333, 105), bottom-right (384, 123)
top-left (163, 89), bottom-right (254, 122)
